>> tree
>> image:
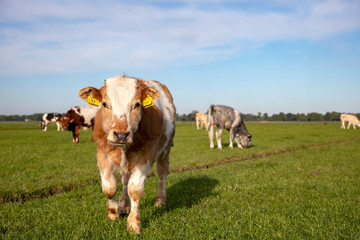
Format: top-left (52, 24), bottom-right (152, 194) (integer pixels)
top-left (307, 112), bottom-right (322, 121)
top-left (180, 114), bottom-right (187, 122)
top-left (330, 112), bottom-right (341, 121)
top-left (286, 113), bottom-right (296, 121)
top-left (279, 112), bottom-right (287, 121)
top-left (262, 113), bottom-right (269, 121)
top-left (296, 113), bottom-right (307, 121)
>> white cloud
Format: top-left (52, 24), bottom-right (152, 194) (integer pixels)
top-left (0, 0), bottom-right (359, 76)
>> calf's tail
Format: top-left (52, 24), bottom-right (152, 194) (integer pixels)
top-left (206, 105), bottom-right (215, 131)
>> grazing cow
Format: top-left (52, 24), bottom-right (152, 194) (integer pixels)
top-left (206, 104), bottom-right (252, 149)
top-left (77, 75), bottom-right (176, 234)
top-left (195, 112), bottom-right (207, 130)
top-left (60, 106), bottom-right (98, 143)
top-left (340, 113), bottom-right (360, 129)
top-left (41, 113), bottom-right (62, 131)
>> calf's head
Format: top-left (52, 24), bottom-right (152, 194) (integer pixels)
top-left (78, 76), bottom-right (159, 147)
top-left (235, 121), bottom-right (252, 148)
top-left (60, 116), bottom-right (73, 131)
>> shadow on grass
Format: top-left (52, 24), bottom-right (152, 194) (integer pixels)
top-left (142, 176), bottom-right (219, 225)
top-left (166, 176), bottom-right (218, 209)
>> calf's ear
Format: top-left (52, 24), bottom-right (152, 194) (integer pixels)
top-left (78, 87), bottom-right (102, 102)
top-left (141, 87), bottom-right (160, 102)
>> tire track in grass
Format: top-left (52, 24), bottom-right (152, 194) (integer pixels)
top-left (163, 137), bottom-right (359, 175)
top-left (1, 137), bottom-right (359, 204)
top-left (0, 179), bottom-right (99, 204)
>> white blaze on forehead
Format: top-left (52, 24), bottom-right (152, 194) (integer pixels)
top-left (106, 76), bottom-right (137, 119)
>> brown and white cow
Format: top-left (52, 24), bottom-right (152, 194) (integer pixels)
top-left (60, 106), bottom-right (98, 143)
top-left (78, 75), bottom-right (176, 234)
top-left (195, 112), bottom-right (207, 130)
top-left (340, 113), bottom-right (360, 129)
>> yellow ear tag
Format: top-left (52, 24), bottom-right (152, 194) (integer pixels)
top-left (70, 119), bottom-right (74, 123)
top-left (142, 95), bottom-right (154, 108)
top-left (88, 95), bottom-right (99, 106)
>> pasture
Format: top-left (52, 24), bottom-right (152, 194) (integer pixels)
top-left (1, 121), bottom-right (360, 239)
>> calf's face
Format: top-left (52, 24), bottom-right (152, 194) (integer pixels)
top-left (60, 116), bottom-right (71, 130)
top-left (238, 133), bottom-right (252, 148)
top-left (235, 124), bottom-right (252, 148)
top-left (78, 77), bottom-right (159, 147)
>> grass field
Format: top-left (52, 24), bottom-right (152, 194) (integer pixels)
top-left (1, 121), bottom-right (360, 239)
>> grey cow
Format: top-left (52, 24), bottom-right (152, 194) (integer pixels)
top-left (206, 104), bottom-right (252, 149)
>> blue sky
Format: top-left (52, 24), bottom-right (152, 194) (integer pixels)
top-left (1, 0), bottom-right (359, 115)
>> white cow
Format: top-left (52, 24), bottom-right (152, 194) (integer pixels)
top-left (195, 112), bottom-right (207, 130)
top-left (340, 114), bottom-right (360, 129)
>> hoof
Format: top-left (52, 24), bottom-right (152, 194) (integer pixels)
top-left (127, 226), bottom-right (140, 235)
top-left (119, 206), bottom-right (129, 217)
top-left (119, 212), bottom-right (129, 217)
top-left (107, 205), bottom-right (119, 221)
top-left (107, 212), bottom-right (119, 221)
top-left (155, 198), bottom-right (166, 207)
top-left (127, 215), bottom-right (141, 234)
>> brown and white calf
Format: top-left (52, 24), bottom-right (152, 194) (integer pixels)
top-left (195, 112), bottom-right (207, 130)
top-left (340, 113), bottom-right (360, 129)
top-left (78, 75), bottom-right (176, 234)
top-left (60, 106), bottom-right (98, 143)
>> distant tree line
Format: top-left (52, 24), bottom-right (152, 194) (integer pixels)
top-left (0, 113), bottom-right (51, 122)
top-left (1, 111), bottom-right (359, 122)
top-left (176, 111), bottom-right (360, 122)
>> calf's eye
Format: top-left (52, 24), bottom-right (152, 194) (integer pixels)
top-left (135, 102), bottom-right (141, 108)
top-left (102, 102), bottom-right (108, 108)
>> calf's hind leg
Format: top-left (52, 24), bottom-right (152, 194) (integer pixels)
top-left (207, 125), bottom-right (215, 149)
top-left (216, 127), bottom-right (223, 149)
top-left (155, 149), bottom-right (170, 206)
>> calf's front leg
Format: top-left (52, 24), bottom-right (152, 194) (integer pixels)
top-left (119, 170), bottom-right (130, 215)
top-left (127, 163), bottom-right (151, 234)
top-left (72, 126), bottom-right (80, 143)
top-left (97, 150), bottom-right (119, 220)
top-left (234, 136), bottom-right (243, 148)
top-left (229, 128), bottom-right (235, 149)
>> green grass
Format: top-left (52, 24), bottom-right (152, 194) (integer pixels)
top-left (1, 121), bottom-right (360, 239)
top-left (0, 122), bottom-right (99, 199)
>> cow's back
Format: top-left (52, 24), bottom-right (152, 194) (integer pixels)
top-left (79, 106), bottom-right (98, 126)
top-left (341, 113), bottom-right (359, 122)
top-left (208, 104), bottom-right (238, 130)
top-left (71, 106), bottom-right (98, 127)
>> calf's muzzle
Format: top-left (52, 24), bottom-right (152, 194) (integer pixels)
top-left (112, 131), bottom-right (130, 144)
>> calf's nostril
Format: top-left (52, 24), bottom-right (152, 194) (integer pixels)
top-left (113, 131), bottom-right (130, 142)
